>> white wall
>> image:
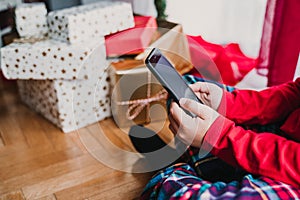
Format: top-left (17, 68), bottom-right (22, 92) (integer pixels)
top-left (166, 0), bottom-right (268, 57)
top-left (131, 0), bottom-right (157, 16)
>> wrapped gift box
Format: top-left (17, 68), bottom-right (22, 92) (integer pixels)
top-left (109, 59), bottom-right (168, 127)
top-left (108, 21), bottom-right (193, 128)
top-left (137, 20), bottom-right (193, 75)
top-left (15, 3), bottom-right (48, 38)
top-left (47, 1), bottom-right (135, 44)
top-left (1, 38), bottom-right (111, 133)
top-left (1, 38), bottom-right (103, 80)
top-left (17, 72), bottom-right (111, 133)
top-left (105, 15), bottom-right (157, 57)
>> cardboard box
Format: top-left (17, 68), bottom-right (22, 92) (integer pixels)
top-left (109, 59), bottom-right (168, 127)
top-left (15, 3), bottom-right (48, 38)
top-left (1, 38), bottom-right (111, 133)
top-left (136, 20), bottom-right (193, 75)
top-left (47, 1), bottom-right (135, 44)
top-left (108, 20), bottom-right (193, 128)
top-left (105, 16), bottom-right (157, 57)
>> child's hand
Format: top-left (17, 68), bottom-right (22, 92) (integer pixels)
top-left (168, 98), bottom-right (219, 148)
top-left (189, 82), bottom-right (223, 111)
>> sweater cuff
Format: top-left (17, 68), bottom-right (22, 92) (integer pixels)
top-left (217, 90), bottom-right (235, 118)
top-left (200, 115), bottom-right (233, 155)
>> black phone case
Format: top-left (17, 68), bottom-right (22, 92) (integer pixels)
top-left (145, 48), bottom-right (202, 117)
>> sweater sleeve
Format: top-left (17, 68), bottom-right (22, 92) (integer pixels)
top-left (202, 116), bottom-right (300, 188)
top-left (222, 78), bottom-right (300, 125)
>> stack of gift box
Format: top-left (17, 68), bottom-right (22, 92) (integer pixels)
top-left (1, 1), bottom-right (134, 133)
top-left (108, 20), bottom-right (193, 127)
top-left (1, 1), bottom-right (193, 132)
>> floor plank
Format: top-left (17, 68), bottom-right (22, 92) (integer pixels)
top-left (35, 194), bottom-right (57, 200)
top-left (14, 111), bottom-right (54, 149)
top-left (0, 81), bottom-right (153, 199)
top-left (0, 190), bottom-right (25, 200)
top-left (0, 144), bottom-right (56, 169)
top-left (55, 171), bottom-right (153, 200)
top-left (0, 114), bottom-right (28, 148)
top-left (0, 153), bottom-right (93, 195)
top-left (0, 147), bottom-right (83, 181)
top-left (22, 163), bottom-right (108, 199)
top-left (34, 115), bottom-right (80, 152)
top-left (100, 119), bottom-right (135, 152)
top-left (0, 131), bottom-right (4, 147)
top-left (88, 181), bottom-right (147, 200)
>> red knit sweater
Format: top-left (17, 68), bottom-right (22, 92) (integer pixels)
top-left (203, 78), bottom-right (300, 187)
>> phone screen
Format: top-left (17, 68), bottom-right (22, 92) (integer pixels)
top-left (146, 48), bottom-right (202, 117)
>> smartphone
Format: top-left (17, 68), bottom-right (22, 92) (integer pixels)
top-left (145, 48), bottom-right (203, 117)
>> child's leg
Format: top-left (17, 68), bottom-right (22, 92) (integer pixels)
top-left (141, 163), bottom-right (300, 200)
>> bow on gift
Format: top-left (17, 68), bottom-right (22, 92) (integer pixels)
top-left (116, 70), bottom-right (168, 122)
top-left (117, 89), bottom-right (168, 121)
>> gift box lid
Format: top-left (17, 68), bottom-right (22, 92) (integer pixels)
top-left (47, 1), bottom-right (135, 44)
top-left (137, 20), bottom-right (193, 75)
top-left (110, 59), bottom-right (144, 72)
top-left (0, 37), bottom-right (106, 80)
top-left (105, 16), bottom-right (158, 57)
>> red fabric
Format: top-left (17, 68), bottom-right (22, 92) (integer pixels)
top-left (187, 35), bottom-right (258, 86)
top-left (105, 16), bottom-right (157, 56)
top-left (187, 35), bottom-right (223, 82)
top-left (203, 78), bottom-right (300, 187)
top-left (258, 0), bottom-right (300, 86)
top-left (219, 43), bottom-right (258, 86)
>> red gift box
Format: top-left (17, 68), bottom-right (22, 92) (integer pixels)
top-left (187, 35), bottom-right (258, 86)
top-left (105, 16), bottom-right (158, 57)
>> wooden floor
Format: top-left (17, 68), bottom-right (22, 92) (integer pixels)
top-left (0, 80), bottom-right (173, 200)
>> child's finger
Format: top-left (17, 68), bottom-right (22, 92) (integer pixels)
top-left (189, 82), bottom-right (210, 93)
top-left (179, 98), bottom-right (212, 120)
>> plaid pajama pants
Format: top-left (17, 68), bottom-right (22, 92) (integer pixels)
top-left (141, 162), bottom-right (300, 200)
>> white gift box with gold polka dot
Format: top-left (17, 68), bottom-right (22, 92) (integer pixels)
top-left (47, 1), bottom-right (135, 44)
top-left (1, 38), bottom-right (104, 80)
top-left (15, 3), bottom-right (48, 38)
top-left (17, 71), bottom-right (111, 133)
top-left (1, 38), bottom-right (111, 133)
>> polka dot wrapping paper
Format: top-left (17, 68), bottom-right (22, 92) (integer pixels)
top-left (17, 70), bottom-right (111, 133)
top-left (1, 39), bottom-right (111, 133)
top-left (15, 3), bottom-right (49, 38)
top-left (1, 38), bottom-right (105, 80)
top-left (47, 1), bottom-right (135, 44)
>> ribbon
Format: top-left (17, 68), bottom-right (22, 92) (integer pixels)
top-left (116, 69), bottom-right (168, 121)
top-left (117, 89), bottom-right (168, 121)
